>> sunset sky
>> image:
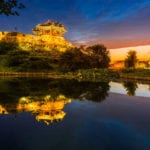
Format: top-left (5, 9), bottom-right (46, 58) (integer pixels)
top-left (0, 0), bottom-right (150, 49)
top-left (110, 45), bottom-right (150, 62)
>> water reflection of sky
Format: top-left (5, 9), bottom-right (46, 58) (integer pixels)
top-left (0, 78), bottom-right (150, 149)
top-left (109, 82), bottom-right (150, 97)
top-left (1, 96), bottom-right (150, 150)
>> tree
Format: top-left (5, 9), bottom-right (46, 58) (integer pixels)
top-left (125, 50), bottom-right (138, 69)
top-left (86, 44), bottom-right (110, 68)
top-left (0, 0), bottom-right (25, 16)
top-left (123, 81), bottom-right (138, 96)
top-left (0, 41), bottom-right (19, 54)
top-left (59, 48), bottom-right (90, 71)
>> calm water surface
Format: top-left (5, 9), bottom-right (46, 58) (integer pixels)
top-left (0, 78), bottom-right (150, 150)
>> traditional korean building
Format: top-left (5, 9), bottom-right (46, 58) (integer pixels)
top-left (0, 20), bottom-right (72, 51)
top-left (32, 20), bottom-right (66, 36)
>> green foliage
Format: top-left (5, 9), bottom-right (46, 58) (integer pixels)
top-left (74, 69), bottom-right (119, 81)
top-left (18, 57), bottom-right (53, 71)
top-left (121, 68), bottom-right (150, 77)
top-left (7, 50), bottom-right (53, 71)
top-left (0, 55), bottom-right (13, 71)
top-left (87, 44), bottom-right (110, 68)
top-left (122, 81), bottom-right (138, 96)
top-left (124, 50), bottom-right (138, 69)
top-left (59, 48), bottom-right (91, 71)
top-left (0, 42), bottom-right (111, 73)
top-left (0, 0), bottom-right (25, 16)
top-left (7, 50), bottom-right (29, 66)
top-left (59, 45), bottom-right (111, 72)
top-left (0, 41), bottom-right (19, 54)
top-left (29, 48), bottom-right (61, 61)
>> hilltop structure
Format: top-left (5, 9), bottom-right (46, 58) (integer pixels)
top-left (0, 20), bottom-right (72, 51)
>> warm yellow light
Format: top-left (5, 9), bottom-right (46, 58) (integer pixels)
top-left (0, 20), bottom-right (73, 51)
top-left (0, 105), bottom-right (8, 114)
top-left (16, 94), bottom-right (72, 125)
top-left (109, 45), bottom-right (150, 62)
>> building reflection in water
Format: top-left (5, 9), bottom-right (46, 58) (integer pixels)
top-left (0, 77), bottom-right (110, 126)
top-left (0, 95), bottom-right (71, 125)
top-left (0, 105), bottom-right (8, 114)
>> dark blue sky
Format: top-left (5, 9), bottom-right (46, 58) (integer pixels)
top-left (0, 0), bottom-right (150, 48)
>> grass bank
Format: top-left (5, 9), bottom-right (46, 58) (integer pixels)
top-left (0, 69), bottom-right (119, 82)
top-left (0, 69), bottom-right (150, 82)
top-left (118, 69), bottom-right (150, 81)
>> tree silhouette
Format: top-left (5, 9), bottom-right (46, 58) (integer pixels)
top-left (124, 50), bottom-right (138, 69)
top-left (59, 48), bottom-right (90, 71)
top-left (86, 44), bottom-right (110, 68)
top-left (0, 0), bottom-right (25, 16)
top-left (123, 81), bottom-right (138, 96)
top-left (0, 78), bottom-right (109, 106)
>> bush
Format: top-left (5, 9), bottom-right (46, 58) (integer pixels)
top-left (18, 57), bottom-right (53, 71)
top-left (59, 48), bottom-right (91, 71)
top-left (86, 44), bottom-right (110, 68)
top-left (120, 68), bottom-right (150, 77)
top-left (0, 41), bottom-right (19, 54)
top-left (7, 50), bottom-right (53, 71)
top-left (74, 69), bottom-right (119, 81)
top-left (59, 45), bottom-right (111, 72)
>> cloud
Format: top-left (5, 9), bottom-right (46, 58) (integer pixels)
top-left (0, 0), bottom-right (150, 48)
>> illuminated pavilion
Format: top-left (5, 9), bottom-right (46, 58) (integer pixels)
top-left (0, 20), bottom-right (72, 51)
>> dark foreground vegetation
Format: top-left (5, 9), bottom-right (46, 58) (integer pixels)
top-left (0, 41), bottom-right (111, 74)
top-left (0, 1), bottom-right (149, 82)
top-left (0, 77), bottom-right (110, 104)
top-left (0, 41), bottom-right (149, 81)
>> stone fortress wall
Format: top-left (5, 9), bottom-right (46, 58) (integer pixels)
top-left (0, 20), bottom-right (72, 51)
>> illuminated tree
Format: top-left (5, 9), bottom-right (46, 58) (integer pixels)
top-left (0, 0), bottom-right (25, 16)
top-left (125, 50), bottom-right (138, 69)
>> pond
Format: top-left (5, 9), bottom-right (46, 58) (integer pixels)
top-left (0, 77), bottom-right (150, 150)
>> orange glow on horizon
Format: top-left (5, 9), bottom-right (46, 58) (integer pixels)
top-left (109, 45), bottom-right (150, 62)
